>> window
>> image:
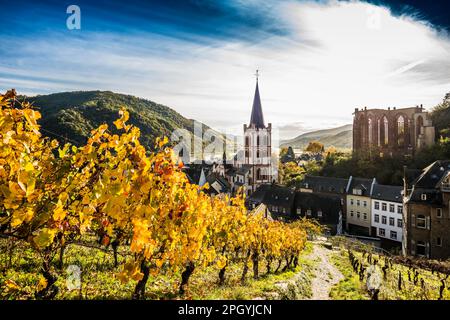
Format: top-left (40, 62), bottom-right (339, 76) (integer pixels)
top-left (397, 205), bottom-right (403, 214)
top-left (397, 219), bottom-right (403, 228)
top-left (374, 214), bottom-right (380, 223)
top-left (350, 199), bottom-right (354, 205)
top-left (350, 210), bottom-right (354, 217)
top-left (379, 228), bottom-right (385, 236)
top-left (363, 201), bottom-right (367, 207)
top-left (363, 213), bottom-right (367, 220)
top-left (417, 215), bottom-right (426, 229)
top-left (306, 210), bottom-right (312, 217)
top-left (390, 231), bottom-right (397, 240)
top-left (272, 206), bottom-right (278, 213)
top-left (296, 208), bottom-right (301, 215)
top-left (317, 210), bottom-right (323, 218)
top-left (374, 201), bottom-right (380, 210)
top-left (353, 188), bottom-right (362, 195)
top-left (382, 216), bottom-right (387, 224)
top-left (356, 212), bottom-right (361, 219)
top-left (389, 217), bottom-right (395, 226)
top-left (416, 241), bottom-right (426, 256)
top-left (356, 200), bottom-right (360, 206)
top-left (281, 207), bottom-right (286, 214)
top-left (421, 194), bottom-right (427, 201)
top-left (437, 208), bottom-right (442, 218)
top-left (382, 203), bottom-right (387, 211)
top-left (437, 237), bottom-right (442, 247)
top-left (389, 204), bottom-right (395, 213)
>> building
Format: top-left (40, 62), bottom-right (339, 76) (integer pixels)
top-left (298, 175), bottom-right (348, 227)
top-left (247, 184), bottom-right (343, 234)
top-left (294, 192), bottom-right (343, 235)
top-left (346, 177), bottom-right (377, 236)
top-left (353, 106), bottom-right (435, 157)
top-left (247, 184), bottom-right (296, 221)
top-left (403, 160), bottom-right (450, 259)
top-left (241, 72), bottom-right (273, 194)
top-left (371, 184), bottom-right (403, 248)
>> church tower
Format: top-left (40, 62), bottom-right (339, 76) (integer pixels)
top-left (243, 70), bottom-right (272, 193)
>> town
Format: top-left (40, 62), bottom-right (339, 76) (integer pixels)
top-left (181, 73), bottom-right (450, 261)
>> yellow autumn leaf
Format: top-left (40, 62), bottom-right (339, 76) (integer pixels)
top-left (37, 275), bottom-right (48, 291)
top-left (33, 228), bottom-right (57, 249)
top-left (53, 206), bottom-right (66, 221)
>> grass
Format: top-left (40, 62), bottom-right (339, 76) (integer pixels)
top-left (329, 252), bottom-right (370, 300)
top-left (0, 239), bottom-right (316, 300)
top-left (329, 249), bottom-right (450, 300)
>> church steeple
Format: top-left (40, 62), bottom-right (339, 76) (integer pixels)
top-left (249, 70), bottom-right (265, 129)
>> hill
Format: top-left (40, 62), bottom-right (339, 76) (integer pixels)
top-left (23, 90), bottom-right (223, 151)
top-left (280, 124), bottom-right (352, 150)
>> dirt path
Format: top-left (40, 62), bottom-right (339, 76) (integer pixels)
top-left (308, 243), bottom-right (344, 300)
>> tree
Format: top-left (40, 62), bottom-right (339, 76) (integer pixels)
top-left (305, 141), bottom-right (324, 153)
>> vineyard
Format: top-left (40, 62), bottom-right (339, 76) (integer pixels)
top-left (330, 238), bottom-right (450, 300)
top-left (0, 90), bottom-right (317, 300)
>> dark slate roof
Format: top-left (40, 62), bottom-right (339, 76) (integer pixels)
top-left (371, 184), bottom-right (403, 202)
top-left (348, 177), bottom-right (374, 196)
top-left (294, 192), bottom-right (342, 225)
top-left (247, 184), bottom-right (272, 204)
top-left (299, 175), bottom-right (349, 194)
top-left (405, 169), bottom-right (422, 186)
top-left (249, 81), bottom-right (265, 129)
top-left (408, 188), bottom-right (443, 205)
top-left (411, 160), bottom-right (450, 188)
top-left (205, 172), bottom-right (231, 195)
top-left (247, 184), bottom-right (295, 208)
top-left (183, 163), bottom-right (213, 184)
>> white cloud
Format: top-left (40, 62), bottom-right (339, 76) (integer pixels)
top-left (1, 0), bottom-right (449, 140)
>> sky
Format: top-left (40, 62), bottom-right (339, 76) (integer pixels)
top-left (1, 0), bottom-right (450, 140)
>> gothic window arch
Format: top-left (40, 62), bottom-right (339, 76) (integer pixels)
top-left (397, 115), bottom-right (405, 146)
top-left (380, 116), bottom-right (389, 146)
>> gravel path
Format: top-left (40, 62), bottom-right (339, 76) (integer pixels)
top-left (308, 243), bottom-right (344, 300)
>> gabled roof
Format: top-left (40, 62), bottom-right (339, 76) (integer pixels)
top-left (247, 184), bottom-right (295, 208)
top-left (412, 160), bottom-right (450, 188)
top-left (348, 177), bottom-right (375, 196)
top-left (249, 81), bottom-right (265, 129)
top-left (371, 184), bottom-right (402, 202)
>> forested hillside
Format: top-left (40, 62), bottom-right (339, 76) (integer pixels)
top-left (22, 90), bottom-right (222, 150)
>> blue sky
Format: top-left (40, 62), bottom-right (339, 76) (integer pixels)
top-left (1, 0), bottom-right (450, 139)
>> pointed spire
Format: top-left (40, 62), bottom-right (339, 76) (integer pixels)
top-left (198, 168), bottom-right (206, 187)
top-left (249, 70), bottom-right (265, 129)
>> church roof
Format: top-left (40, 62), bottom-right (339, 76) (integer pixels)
top-left (249, 80), bottom-right (265, 129)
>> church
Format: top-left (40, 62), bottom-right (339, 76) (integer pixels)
top-left (183, 71), bottom-right (274, 197)
top-left (237, 71), bottom-right (273, 195)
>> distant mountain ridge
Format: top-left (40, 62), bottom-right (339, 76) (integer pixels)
top-left (24, 90), bottom-right (225, 151)
top-left (280, 124), bottom-right (352, 150)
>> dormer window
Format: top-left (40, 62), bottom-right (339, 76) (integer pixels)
top-left (421, 194), bottom-right (427, 201)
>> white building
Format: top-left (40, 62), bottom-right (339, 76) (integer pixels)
top-left (371, 184), bottom-right (404, 243)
